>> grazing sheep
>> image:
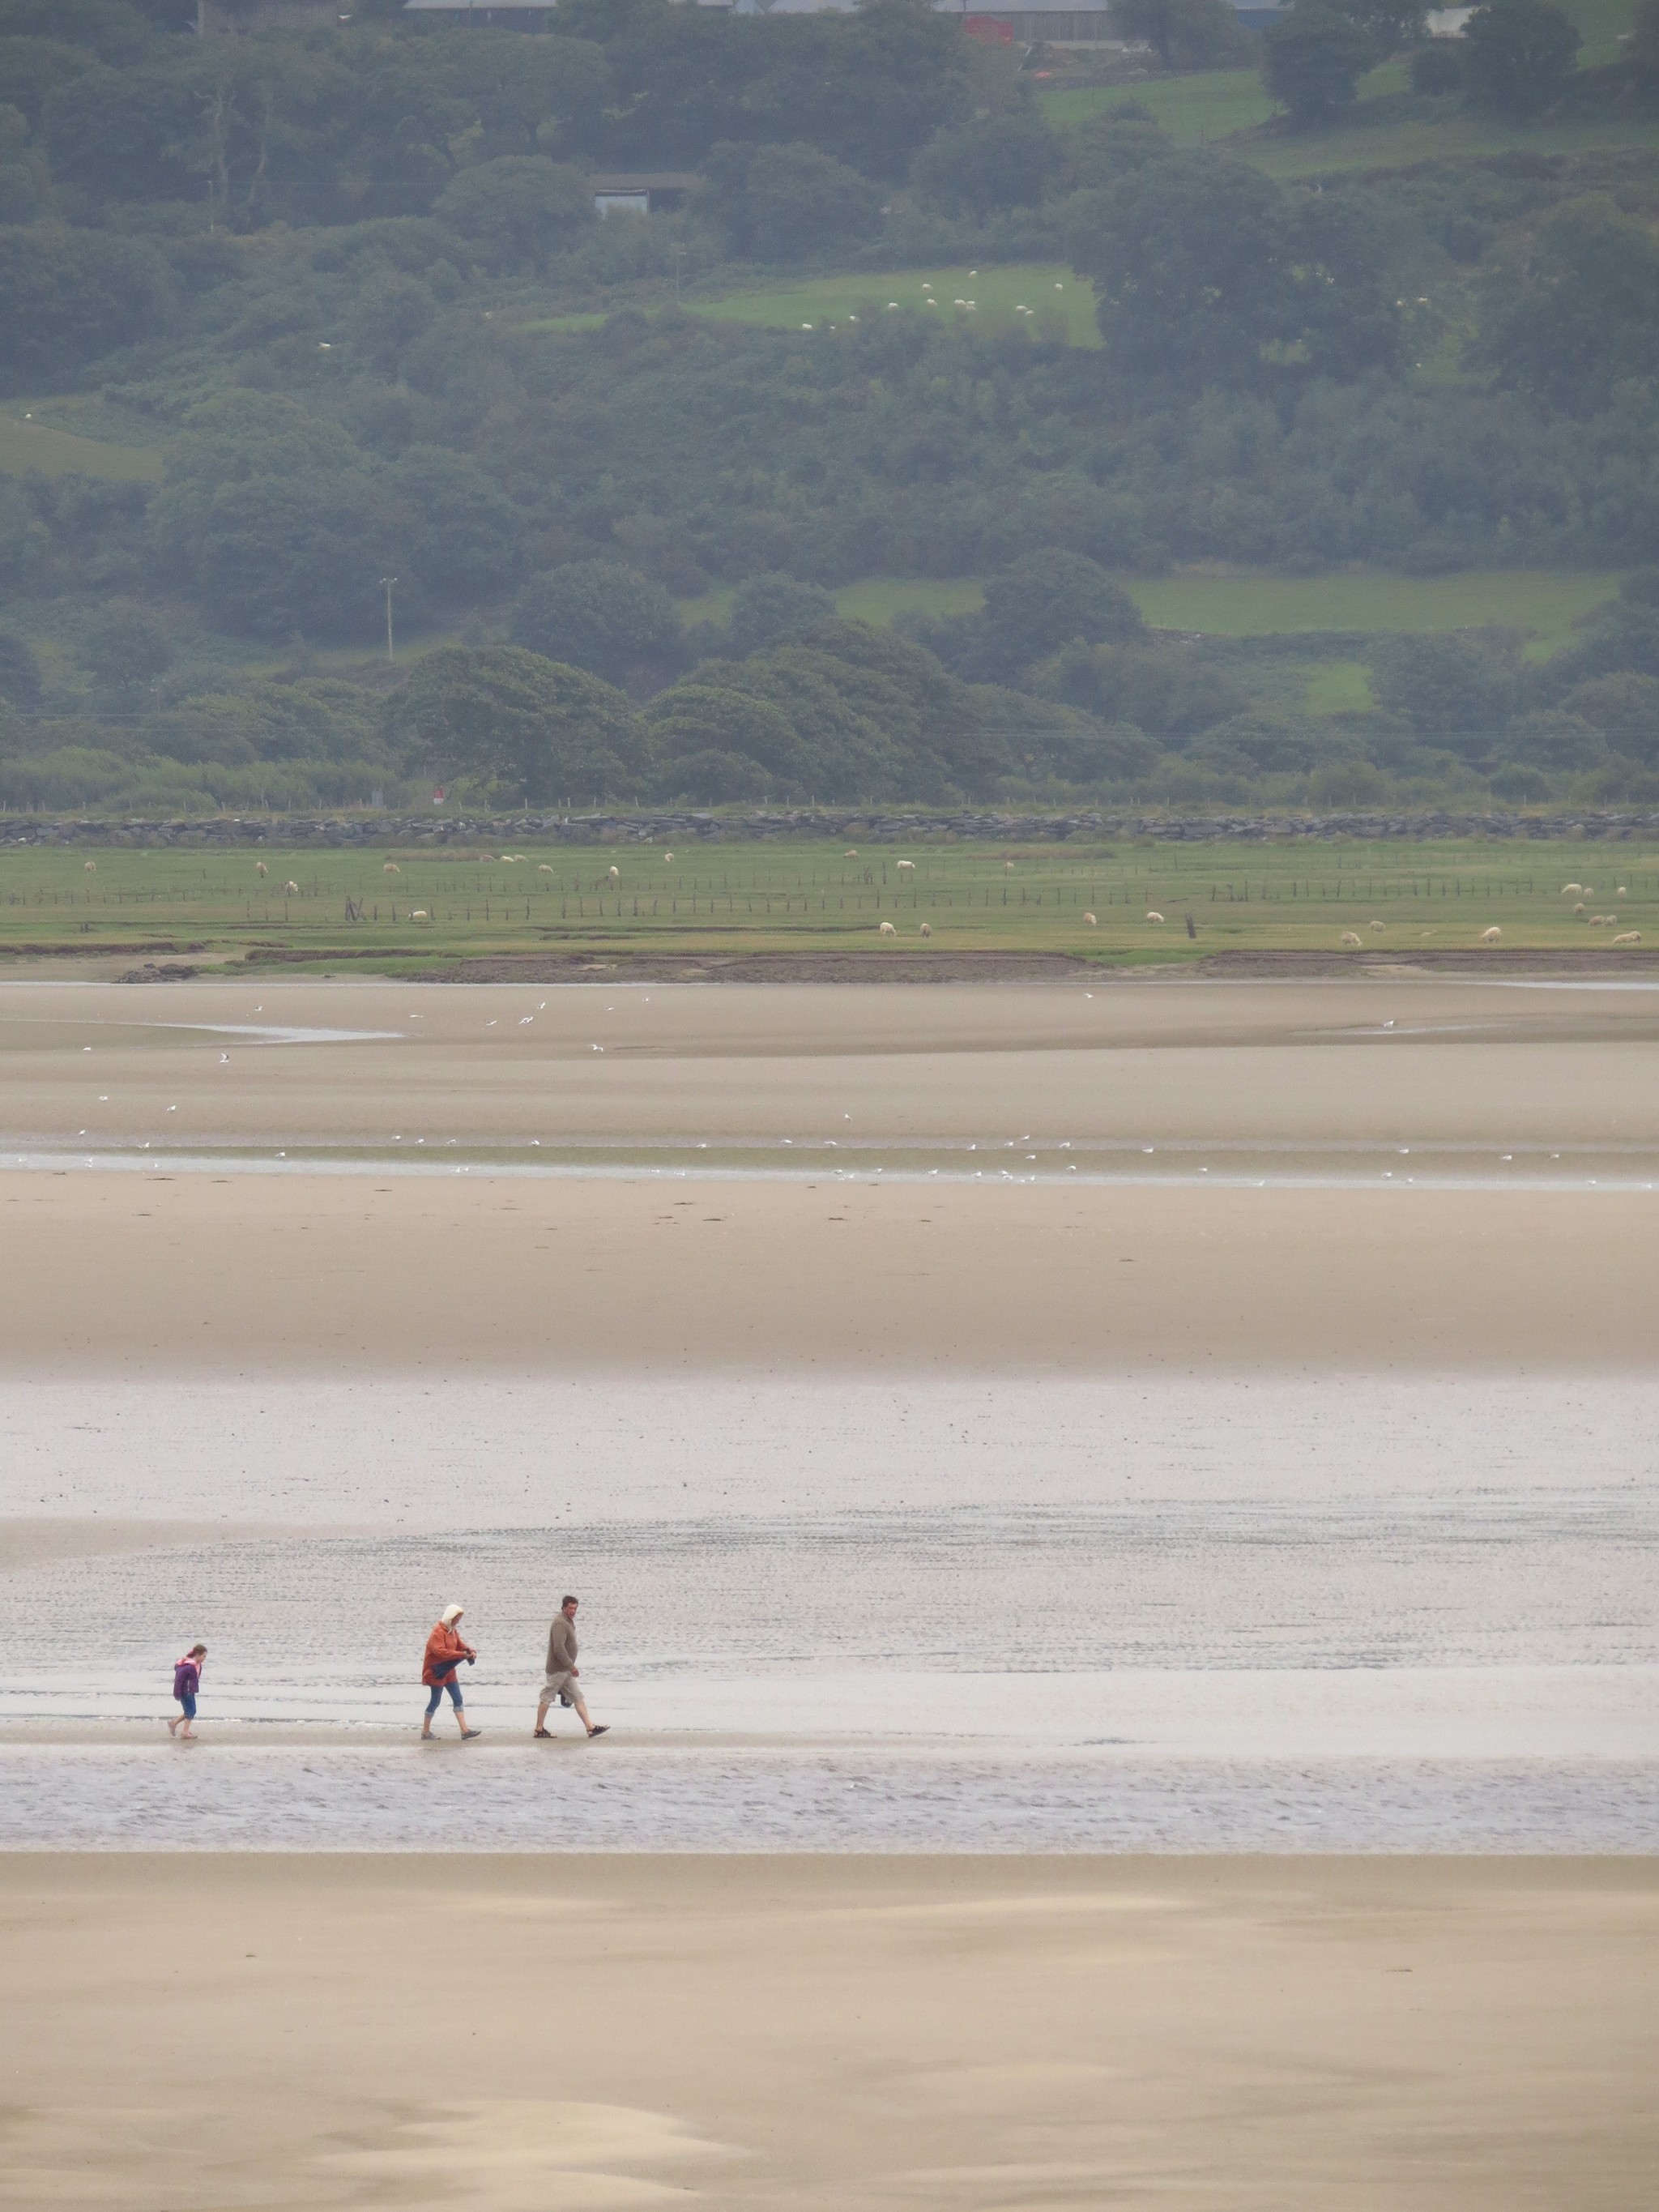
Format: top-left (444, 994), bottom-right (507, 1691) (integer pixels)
top-left (845, 848), bottom-right (858, 858)
top-left (1341, 930), bottom-right (1363, 948)
top-left (410, 909), bottom-right (429, 920)
top-left (1482, 926), bottom-right (1502, 942)
top-left (1614, 931), bottom-right (1641, 944)
top-left (284, 880), bottom-right (300, 895)
top-left (255, 861), bottom-right (267, 878)
top-left (1145, 911), bottom-right (1164, 923)
top-left (1083, 912), bottom-right (1097, 927)
top-left (1583, 887), bottom-right (1595, 897)
top-left (608, 865), bottom-right (620, 879)
top-left (879, 920), bottom-right (897, 937)
top-left (539, 863), bottom-right (553, 873)
top-left (1617, 886), bottom-right (1628, 897)
top-left (83, 860), bottom-right (96, 872)
top-left (384, 862), bottom-right (399, 874)
top-left (1563, 883), bottom-right (1583, 895)
top-left (1369, 920), bottom-right (1384, 933)
top-left (1575, 902), bottom-right (1586, 913)
top-left (664, 852), bottom-right (673, 863)
top-left (896, 860), bottom-right (915, 871)
top-left (919, 922), bottom-right (932, 937)
top-left (1004, 860), bottom-right (1015, 871)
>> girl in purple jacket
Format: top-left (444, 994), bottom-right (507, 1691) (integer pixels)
top-left (168, 1644), bottom-right (207, 1740)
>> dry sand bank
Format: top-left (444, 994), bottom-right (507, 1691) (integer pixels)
top-left (2, 1854), bottom-right (1655, 2211)
top-left (3, 1168), bottom-right (1657, 1375)
top-left (8, 974), bottom-right (1659, 1150)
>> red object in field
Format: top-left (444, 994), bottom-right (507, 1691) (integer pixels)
top-left (433, 785), bottom-right (445, 802)
top-left (963, 14), bottom-right (1015, 38)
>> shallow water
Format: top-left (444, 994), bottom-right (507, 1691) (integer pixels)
top-left (3, 1746), bottom-right (1653, 1852)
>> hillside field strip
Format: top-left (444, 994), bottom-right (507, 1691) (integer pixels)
top-left (4, 837), bottom-right (1657, 968)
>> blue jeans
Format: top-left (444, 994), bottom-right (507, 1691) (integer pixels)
top-left (177, 1692), bottom-right (197, 1719)
top-left (425, 1678), bottom-right (462, 1717)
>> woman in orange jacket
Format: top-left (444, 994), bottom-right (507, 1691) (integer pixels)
top-left (421, 1603), bottom-right (481, 1741)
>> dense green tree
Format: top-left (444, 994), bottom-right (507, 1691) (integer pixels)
top-left (0, 625), bottom-right (41, 707)
top-left (1109, 0), bottom-right (1253, 66)
top-left (1473, 196), bottom-right (1659, 413)
top-left (724, 574), bottom-right (836, 657)
top-left (1560, 673), bottom-right (1659, 762)
top-left (386, 446), bottom-right (525, 609)
top-left (645, 683), bottom-right (800, 799)
top-left (388, 644), bottom-right (641, 804)
top-left (0, 41), bottom-right (94, 132)
top-left (510, 560), bottom-right (684, 686)
top-left (911, 110), bottom-right (1065, 220)
top-left (1410, 41), bottom-right (1466, 91)
top-left (432, 156), bottom-right (594, 275)
top-left (1262, 2), bottom-right (1380, 122)
top-left (697, 140), bottom-right (882, 263)
top-left (1070, 152), bottom-right (1401, 386)
top-left (1368, 633), bottom-right (1521, 749)
top-left (1503, 708), bottom-right (1607, 769)
top-left (82, 600), bottom-right (170, 698)
top-left (1461, 0), bottom-right (1581, 113)
top-left (0, 0), bottom-right (151, 64)
top-left (0, 222), bottom-right (174, 383)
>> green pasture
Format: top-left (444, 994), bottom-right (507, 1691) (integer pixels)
top-left (4, 836), bottom-right (1657, 970)
top-left (1131, 568), bottom-right (1619, 650)
top-left (0, 412), bottom-right (163, 483)
top-left (687, 265), bottom-right (1098, 345)
top-left (674, 568), bottom-right (1618, 651)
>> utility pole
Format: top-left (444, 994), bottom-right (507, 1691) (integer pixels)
top-left (379, 575), bottom-right (397, 664)
top-left (672, 246), bottom-right (686, 305)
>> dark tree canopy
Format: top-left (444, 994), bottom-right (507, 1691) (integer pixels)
top-left (388, 644), bottom-right (642, 805)
top-left (1461, 0), bottom-right (1581, 113)
top-left (510, 560), bottom-right (685, 686)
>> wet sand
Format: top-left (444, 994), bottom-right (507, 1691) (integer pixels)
top-left (4, 1854), bottom-right (1656, 2211)
top-left (2, 1166), bottom-right (1657, 1375)
top-left (3, 975), bottom-right (1655, 2201)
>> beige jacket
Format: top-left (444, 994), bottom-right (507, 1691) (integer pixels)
top-left (545, 1613), bottom-right (578, 1676)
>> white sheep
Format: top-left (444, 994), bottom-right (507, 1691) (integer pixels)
top-left (896, 859), bottom-right (915, 871)
top-left (284, 880), bottom-right (300, 895)
top-left (1004, 860), bottom-right (1015, 871)
top-left (608, 865), bottom-right (620, 879)
top-left (1563, 883), bottom-right (1583, 895)
top-left (1369, 919), bottom-right (1384, 933)
top-left (1145, 911), bottom-right (1164, 923)
top-left (255, 860), bottom-right (268, 878)
top-left (919, 922), bottom-right (932, 937)
top-left (879, 920), bottom-right (896, 937)
top-left (663, 852), bottom-right (673, 863)
top-left (539, 863), bottom-right (553, 873)
top-left (1482, 926), bottom-right (1502, 942)
top-left (83, 859), bottom-right (96, 873)
top-left (410, 909), bottom-right (430, 921)
top-left (1341, 930), bottom-right (1363, 947)
top-left (1617, 886), bottom-right (1628, 898)
top-left (1614, 930), bottom-right (1641, 944)
top-left (384, 862), bottom-right (400, 874)
top-left (1575, 902), bottom-right (1586, 913)
top-left (1083, 912), bottom-right (1097, 926)
top-left (845, 848), bottom-right (858, 858)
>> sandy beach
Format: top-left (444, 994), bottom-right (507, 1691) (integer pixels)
top-left (4, 1854), bottom-right (1656, 2211)
top-left (2, 971), bottom-right (1654, 2203)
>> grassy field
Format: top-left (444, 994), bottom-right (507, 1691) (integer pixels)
top-left (672, 568), bottom-right (1618, 651)
top-left (1130, 568), bottom-right (1621, 648)
top-left (685, 265), bottom-right (1098, 345)
top-left (5, 837), bottom-right (1657, 970)
top-left (0, 413), bottom-right (164, 483)
top-left (1040, 0), bottom-right (1657, 174)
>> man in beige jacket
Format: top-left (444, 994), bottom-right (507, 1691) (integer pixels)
top-left (534, 1595), bottom-right (608, 1740)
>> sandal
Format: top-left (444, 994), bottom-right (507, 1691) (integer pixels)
top-left (461, 1728), bottom-right (483, 1740)
top-left (533, 1728), bottom-right (552, 1739)
top-left (586, 1724), bottom-right (610, 1739)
